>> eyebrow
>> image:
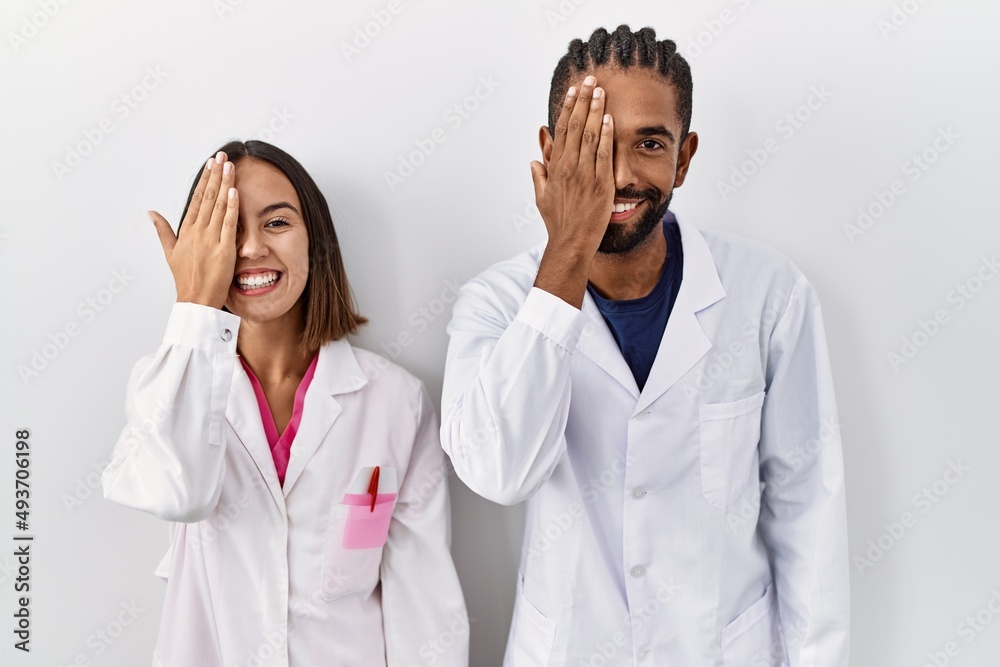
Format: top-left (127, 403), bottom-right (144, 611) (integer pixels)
top-left (257, 201), bottom-right (299, 217)
top-left (636, 125), bottom-right (676, 144)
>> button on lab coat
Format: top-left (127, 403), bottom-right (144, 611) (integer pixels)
top-left (441, 217), bottom-right (849, 666)
top-left (103, 303), bottom-right (468, 667)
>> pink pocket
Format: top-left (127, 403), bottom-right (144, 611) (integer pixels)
top-left (341, 493), bottom-right (397, 549)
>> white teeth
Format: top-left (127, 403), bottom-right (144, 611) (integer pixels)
top-left (612, 202), bottom-right (639, 214)
top-left (236, 272), bottom-right (279, 289)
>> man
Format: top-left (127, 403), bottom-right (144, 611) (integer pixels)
top-left (440, 25), bottom-right (849, 666)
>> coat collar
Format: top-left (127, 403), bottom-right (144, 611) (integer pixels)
top-left (574, 214), bottom-right (727, 413)
top-left (227, 337), bottom-right (369, 515)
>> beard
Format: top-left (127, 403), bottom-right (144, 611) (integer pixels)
top-left (598, 186), bottom-right (673, 255)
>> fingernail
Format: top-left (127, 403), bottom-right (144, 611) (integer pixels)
top-left (205, 159), bottom-right (213, 170)
top-left (603, 114), bottom-right (611, 124)
top-left (567, 86), bottom-right (577, 98)
top-left (215, 151), bottom-right (224, 164)
top-left (224, 162), bottom-right (232, 175)
top-left (584, 76), bottom-right (595, 86)
top-left (146, 211), bottom-right (155, 223)
top-left (228, 188), bottom-right (236, 199)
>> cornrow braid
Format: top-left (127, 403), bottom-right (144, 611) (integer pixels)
top-left (547, 24), bottom-right (693, 141)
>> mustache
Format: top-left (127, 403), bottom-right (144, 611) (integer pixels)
top-left (615, 186), bottom-right (663, 201)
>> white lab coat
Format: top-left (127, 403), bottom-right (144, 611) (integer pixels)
top-left (440, 216), bottom-right (849, 666)
top-left (103, 303), bottom-right (468, 667)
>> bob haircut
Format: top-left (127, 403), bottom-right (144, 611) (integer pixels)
top-left (179, 140), bottom-right (367, 351)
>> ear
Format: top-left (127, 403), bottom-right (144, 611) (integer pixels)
top-left (673, 131), bottom-right (699, 188)
top-left (538, 125), bottom-right (554, 165)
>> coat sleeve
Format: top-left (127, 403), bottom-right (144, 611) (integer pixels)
top-left (380, 383), bottom-right (469, 667)
top-left (439, 282), bottom-right (590, 506)
top-left (102, 302), bottom-right (240, 523)
top-left (756, 277), bottom-right (850, 665)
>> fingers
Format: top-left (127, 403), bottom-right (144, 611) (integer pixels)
top-left (579, 86), bottom-right (607, 168)
top-left (559, 75), bottom-right (597, 166)
top-left (220, 186), bottom-right (239, 245)
top-left (595, 114), bottom-right (614, 180)
top-left (529, 160), bottom-right (547, 204)
top-left (208, 159), bottom-right (236, 237)
top-left (193, 151), bottom-right (228, 228)
top-left (550, 84), bottom-right (578, 163)
top-left (180, 159), bottom-right (213, 230)
top-left (148, 210), bottom-right (177, 260)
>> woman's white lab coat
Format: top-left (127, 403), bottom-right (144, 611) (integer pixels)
top-left (103, 303), bottom-right (468, 667)
top-left (440, 216), bottom-right (849, 666)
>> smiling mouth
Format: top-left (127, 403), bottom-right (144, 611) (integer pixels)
top-left (233, 271), bottom-right (282, 292)
top-left (610, 200), bottom-right (643, 221)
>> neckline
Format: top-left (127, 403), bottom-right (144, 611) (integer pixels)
top-left (239, 353), bottom-right (319, 445)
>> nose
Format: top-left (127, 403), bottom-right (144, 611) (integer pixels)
top-left (613, 145), bottom-right (637, 192)
top-left (237, 224), bottom-right (269, 260)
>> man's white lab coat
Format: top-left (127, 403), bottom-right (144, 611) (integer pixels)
top-left (103, 303), bottom-right (468, 667)
top-left (440, 216), bottom-right (849, 666)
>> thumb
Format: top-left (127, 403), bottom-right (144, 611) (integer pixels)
top-left (529, 160), bottom-right (547, 204)
top-left (148, 210), bottom-right (176, 260)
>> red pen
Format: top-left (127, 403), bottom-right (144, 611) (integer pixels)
top-left (367, 466), bottom-right (380, 512)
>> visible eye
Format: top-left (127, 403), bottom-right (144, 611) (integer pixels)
top-left (265, 217), bottom-right (290, 228)
top-left (639, 139), bottom-right (664, 151)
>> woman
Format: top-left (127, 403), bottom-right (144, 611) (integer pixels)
top-left (102, 141), bottom-right (468, 666)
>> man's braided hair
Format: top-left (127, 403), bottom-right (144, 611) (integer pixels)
top-left (547, 25), bottom-right (693, 143)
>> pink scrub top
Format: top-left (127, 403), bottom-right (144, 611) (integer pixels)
top-left (238, 353), bottom-right (319, 486)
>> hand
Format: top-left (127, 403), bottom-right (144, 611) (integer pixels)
top-left (530, 76), bottom-right (614, 308)
top-left (150, 151), bottom-right (239, 310)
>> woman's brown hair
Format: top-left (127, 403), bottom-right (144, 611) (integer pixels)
top-left (179, 140), bottom-right (367, 351)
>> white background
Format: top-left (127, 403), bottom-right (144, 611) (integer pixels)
top-left (1, 0), bottom-right (998, 665)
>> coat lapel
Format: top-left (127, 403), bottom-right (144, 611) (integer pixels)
top-left (281, 338), bottom-right (368, 496)
top-left (227, 338), bottom-right (369, 512)
top-left (227, 367), bottom-right (287, 518)
top-left (577, 294), bottom-right (640, 399)
top-left (633, 216), bottom-right (726, 414)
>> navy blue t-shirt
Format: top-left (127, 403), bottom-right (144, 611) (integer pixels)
top-left (587, 212), bottom-right (683, 391)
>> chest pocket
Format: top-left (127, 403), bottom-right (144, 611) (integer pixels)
top-left (698, 391), bottom-right (765, 509)
top-left (320, 494), bottom-right (396, 601)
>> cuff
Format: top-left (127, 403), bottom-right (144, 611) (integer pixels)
top-left (163, 302), bottom-right (241, 353)
top-left (513, 287), bottom-right (590, 352)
